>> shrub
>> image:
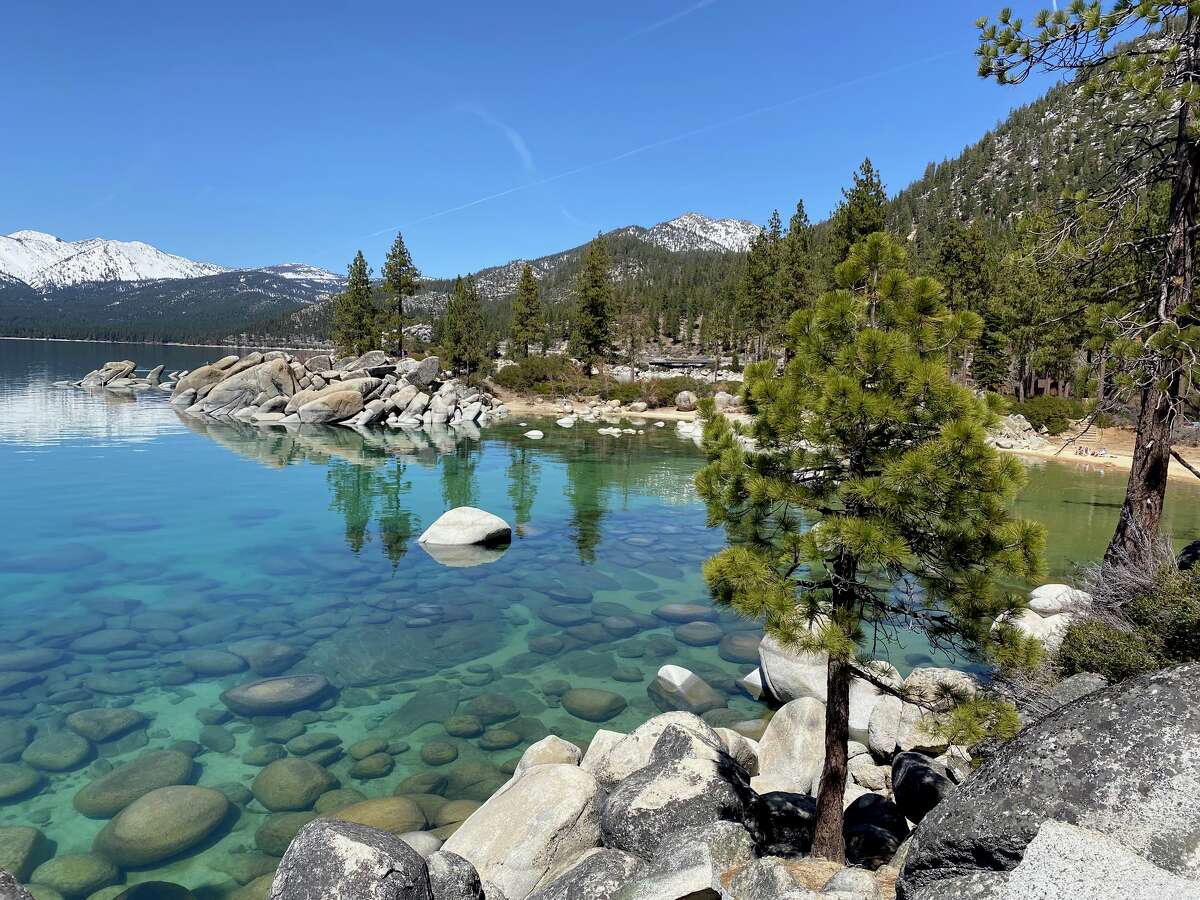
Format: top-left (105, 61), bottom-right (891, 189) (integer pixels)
top-left (1010, 395), bottom-right (1087, 435)
top-left (1056, 544), bottom-right (1200, 682)
top-left (492, 355), bottom-right (587, 396)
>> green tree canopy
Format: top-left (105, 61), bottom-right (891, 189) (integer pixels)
top-left (442, 276), bottom-right (488, 382)
top-left (379, 231), bottom-right (421, 356)
top-left (696, 230), bottom-right (1044, 861)
top-left (333, 250), bottom-right (377, 357)
top-left (570, 236), bottom-right (614, 369)
top-left (509, 263), bottom-right (545, 359)
top-left (835, 158), bottom-right (888, 256)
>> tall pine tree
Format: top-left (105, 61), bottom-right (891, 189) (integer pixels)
top-left (442, 276), bottom-right (487, 382)
top-left (697, 231), bottom-right (1043, 861)
top-left (570, 236), bottom-right (614, 370)
top-left (333, 250), bottom-right (376, 357)
top-left (508, 264), bottom-right (545, 358)
top-left (835, 158), bottom-right (889, 257)
top-left (379, 231), bottom-right (421, 356)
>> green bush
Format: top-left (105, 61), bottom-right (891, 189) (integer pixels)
top-left (492, 356), bottom-right (587, 396)
top-left (1057, 566), bottom-right (1200, 682)
top-left (598, 375), bottom-right (714, 408)
top-left (1010, 395), bottom-right (1087, 435)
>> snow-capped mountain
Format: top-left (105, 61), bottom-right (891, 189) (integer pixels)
top-left (642, 212), bottom-right (762, 253)
top-left (0, 230), bottom-right (229, 289)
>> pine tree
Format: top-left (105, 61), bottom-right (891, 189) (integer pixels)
top-left (696, 231), bottom-right (1044, 861)
top-left (379, 232), bottom-right (421, 356)
top-left (978, 2), bottom-right (1200, 562)
top-left (737, 214), bottom-right (782, 361)
top-left (779, 200), bottom-right (814, 322)
top-left (834, 158), bottom-right (888, 257)
top-left (509, 264), bottom-right (545, 359)
top-left (333, 250), bottom-right (376, 357)
top-left (442, 276), bottom-right (487, 382)
top-left (570, 236), bottom-right (614, 370)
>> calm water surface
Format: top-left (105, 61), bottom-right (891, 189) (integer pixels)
top-left (2, 339), bottom-right (1199, 895)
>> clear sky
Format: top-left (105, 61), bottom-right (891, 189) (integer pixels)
top-left (2, 1), bottom-right (1055, 278)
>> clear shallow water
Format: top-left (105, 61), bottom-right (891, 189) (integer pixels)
top-left (2, 339), bottom-right (1200, 896)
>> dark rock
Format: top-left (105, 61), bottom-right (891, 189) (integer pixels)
top-left (899, 664), bottom-right (1200, 898)
top-left (844, 793), bottom-right (909, 870)
top-left (268, 818), bottom-right (433, 899)
top-left (755, 791), bottom-right (816, 857)
top-left (1178, 538), bottom-right (1200, 570)
top-left (426, 850), bottom-right (484, 900)
top-left (892, 752), bottom-right (953, 826)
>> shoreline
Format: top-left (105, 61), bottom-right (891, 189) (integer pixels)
top-left (498, 390), bottom-right (1200, 487)
top-left (0, 335), bottom-right (332, 353)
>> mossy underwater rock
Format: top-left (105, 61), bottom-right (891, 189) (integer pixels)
top-left (0, 762), bottom-right (43, 802)
top-left (220, 674), bottom-right (332, 717)
top-left (561, 688), bottom-right (628, 723)
top-left (94, 785), bottom-right (228, 867)
top-left (64, 708), bottom-right (146, 743)
top-left (251, 757), bottom-right (335, 812)
top-left (73, 750), bottom-right (194, 819)
top-left (29, 852), bottom-right (119, 897)
top-left (21, 732), bottom-right (91, 772)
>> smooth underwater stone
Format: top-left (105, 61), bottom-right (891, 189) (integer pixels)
top-left (0, 649), bottom-right (63, 672)
top-left (252, 758), bottom-right (336, 812)
top-left (64, 708), bottom-right (146, 743)
top-left (421, 741), bottom-right (460, 766)
top-left (674, 621), bottom-right (723, 646)
top-left (70, 629), bottom-right (141, 653)
top-left (30, 853), bottom-right (119, 897)
top-left (227, 639), bottom-right (303, 675)
top-left (73, 749), bottom-right (195, 818)
top-left (0, 720), bottom-right (33, 762)
top-left (21, 732), bottom-right (91, 771)
top-left (328, 797), bottom-right (427, 835)
top-left (113, 883), bottom-right (197, 900)
top-left (653, 603), bottom-right (718, 623)
top-left (94, 785), bottom-right (229, 866)
top-left (349, 753), bottom-right (394, 779)
top-left (256, 812), bottom-right (318, 857)
top-left (181, 650), bottom-right (247, 676)
top-left (718, 631), bottom-right (763, 664)
top-left (0, 763), bottom-right (43, 801)
top-left (463, 693), bottom-right (518, 725)
top-left (0, 825), bottom-right (51, 881)
top-left (562, 689), bottom-right (628, 723)
top-left (220, 675), bottom-right (331, 716)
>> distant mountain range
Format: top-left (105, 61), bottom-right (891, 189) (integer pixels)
top-left (0, 213), bottom-right (759, 344)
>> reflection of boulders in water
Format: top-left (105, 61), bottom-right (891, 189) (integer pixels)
top-left (307, 615), bottom-right (508, 688)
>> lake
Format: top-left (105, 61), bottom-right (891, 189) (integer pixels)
top-left (2, 338), bottom-right (1199, 895)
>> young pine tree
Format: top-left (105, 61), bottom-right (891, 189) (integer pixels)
top-left (442, 276), bottom-right (487, 383)
top-left (379, 232), bottom-right (421, 356)
top-left (834, 158), bottom-right (888, 258)
top-left (509, 264), bottom-right (546, 359)
top-left (570, 236), bottom-right (614, 370)
top-left (696, 231), bottom-right (1044, 861)
top-left (333, 250), bottom-right (377, 357)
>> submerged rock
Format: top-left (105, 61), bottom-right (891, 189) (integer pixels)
top-left (73, 749), bottom-right (195, 818)
top-left (220, 675), bottom-right (332, 716)
top-left (94, 785), bottom-right (229, 867)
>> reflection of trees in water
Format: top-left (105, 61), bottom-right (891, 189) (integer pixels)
top-left (506, 448), bottom-right (540, 537)
top-left (327, 458), bottom-right (416, 564)
top-left (440, 442), bottom-right (480, 511)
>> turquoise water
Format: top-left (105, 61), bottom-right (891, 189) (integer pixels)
top-left (2, 339), bottom-right (1200, 897)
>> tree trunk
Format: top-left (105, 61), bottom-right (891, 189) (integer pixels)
top-left (810, 654), bottom-right (851, 861)
top-left (1106, 11), bottom-right (1200, 564)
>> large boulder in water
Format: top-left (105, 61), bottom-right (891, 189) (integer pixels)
top-left (73, 749), bottom-right (195, 818)
top-left (94, 785), bottom-right (228, 866)
top-left (194, 358), bottom-right (297, 416)
top-left (220, 675), bottom-right (332, 716)
top-left (418, 507), bottom-right (511, 547)
top-left (269, 818), bottom-right (432, 900)
top-left (898, 663), bottom-right (1200, 898)
top-left (298, 389), bottom-right (364, 424)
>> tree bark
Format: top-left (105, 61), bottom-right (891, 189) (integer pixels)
top-left (810, 654), bottom-right (851, 861)
top-left (1106, 11), bottom-right (1200, 564)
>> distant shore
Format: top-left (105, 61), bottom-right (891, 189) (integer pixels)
top-left (0, 335), bottom-right (332, 353)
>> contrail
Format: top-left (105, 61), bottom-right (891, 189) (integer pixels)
top-left (622, 0), bottom-right (720, 42)
top-left (364, 47), bottom-right (961, 237)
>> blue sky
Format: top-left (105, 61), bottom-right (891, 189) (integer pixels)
top-left (2, 1), bottom-right (1054, 278)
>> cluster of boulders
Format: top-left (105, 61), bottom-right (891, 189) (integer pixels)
top-left (993, 582), bottom-right (1091, 652)
top-left (76, 351), bottom-right (510, 430)
top-left (269, 711), bottom-right (902, 900)
top-left (986, 414), bottom-right (1049, 451)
